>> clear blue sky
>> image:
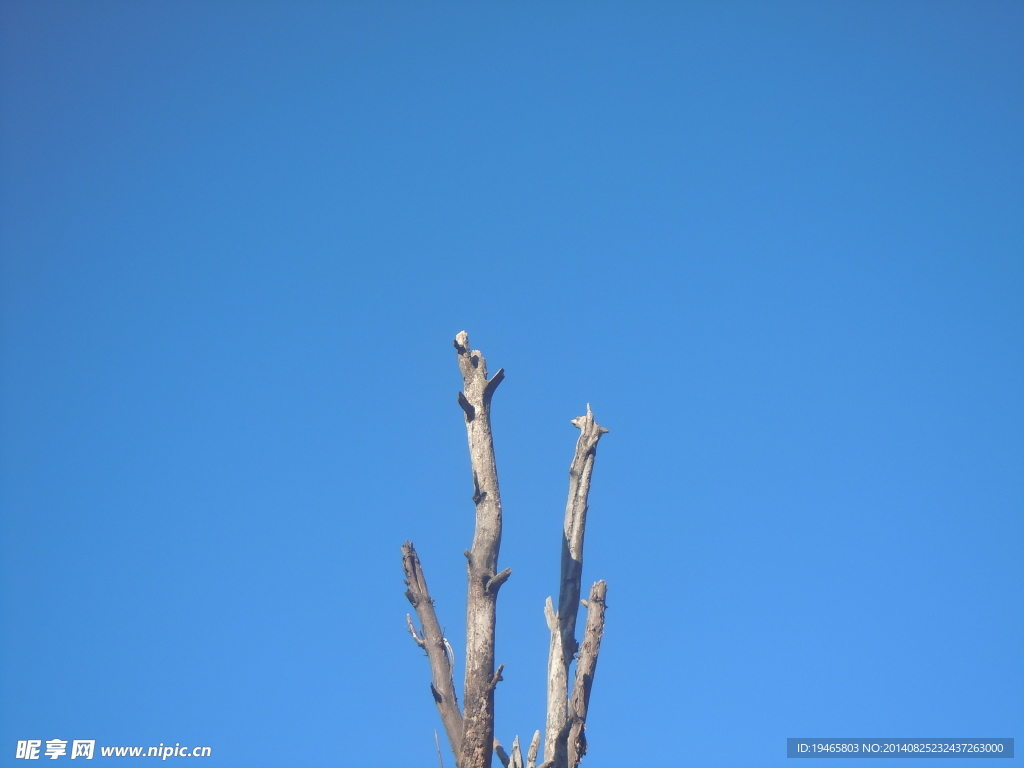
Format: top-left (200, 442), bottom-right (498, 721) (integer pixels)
top-left (1, 2), bottom-right (1021, 766)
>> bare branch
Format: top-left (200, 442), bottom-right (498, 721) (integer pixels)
top-left (458, 391), bottom-right (476, 421)
top-left (543, 597), bottom-right (569, 768)
top-left (436, 730), bottom-right (445, 768)
top-left (494, 740), bottom-right (510, 768)
top-left (559, 406), bottom-right (608, 662)
top-left (454, 331), bottom-right (507, 768)
top-left (444, 637), bottom-right (456, 670)
top-left (567, 581), bottom-right (608, 768)
top-left (495, 733), bottom-right (526, 768)
top-left (526, 732), bottom-right (540, 768)
top-left (486, 567), bottom-right (512, 594)
top-left (544, 407), bottom-right (607, 768)
top-left (405, 337), bottom-right (611, 768)
top-left (488, 664), bottom-right (505, 692)
top-left (402, 542), bottom-right (463, 758)
top-left (406, 614), bottom-right (426, 648)
top-left (510, 736), bottom-right (524, 768)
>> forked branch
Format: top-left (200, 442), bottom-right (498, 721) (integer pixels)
top-left (402, 336), bottom-right (611, 768)
top-left (543, 407), bottom-right (607, 768)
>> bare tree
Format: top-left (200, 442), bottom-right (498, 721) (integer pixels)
top-left (403, 332), bottom-right (609, 768)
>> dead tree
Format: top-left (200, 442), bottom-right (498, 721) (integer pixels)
top-left (402, 332), bottom-right (609, 768)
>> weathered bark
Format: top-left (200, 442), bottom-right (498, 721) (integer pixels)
top-left (402, 542), bottom-right (463, 758)
top-left (542, 596), bottom-right (569, 768)
top-left (526, 731), bottom-right (541, 768)
top-left (543, 407), bottom-right (607, 768)
top-left (494, 740), bottom-right (510, 768)
top-left (455, 331), bottom-right (508, 768)
top-left (567, 581), bottom-right (608, 768)
top-left (402, 335), bottom-right (610, 768)
top-left (558, 407), bottom-right (607, 665)
top-left (510, 736), bottom-right (524, 768)
top-left (495, 735), bottom-right (528, 768)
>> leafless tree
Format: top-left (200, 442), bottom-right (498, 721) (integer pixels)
top-left (403, 332), bottom-right (609, 768)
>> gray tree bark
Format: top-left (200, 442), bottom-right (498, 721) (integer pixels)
top-left (402, 542), bottom-right (463, 758)
top-left (567, 580), bottom-right (607, 768)
top-left (402, 334), bottom-right (609, 768)
top-left (454, 331), bottom-right (508, 768)
top-left (543, 407), bottom-right (608, 768)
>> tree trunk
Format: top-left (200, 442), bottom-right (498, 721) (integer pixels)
top-left (454, 332), bottom-right (509, 768)
top-left (402, 334), bottom-right (610, 768)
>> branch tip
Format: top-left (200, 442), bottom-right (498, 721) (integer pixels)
top-left (543, 596), bottom-right (557, 631)
top-left (527, 731), bottom-right (541, 768)
top-left (510, 736), bottom-right (524, 768)
top-left (406, 614), bottom-right (426, 648)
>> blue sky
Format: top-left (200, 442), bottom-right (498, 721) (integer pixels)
top-left (1, 2), bottom-right (1021, 766)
